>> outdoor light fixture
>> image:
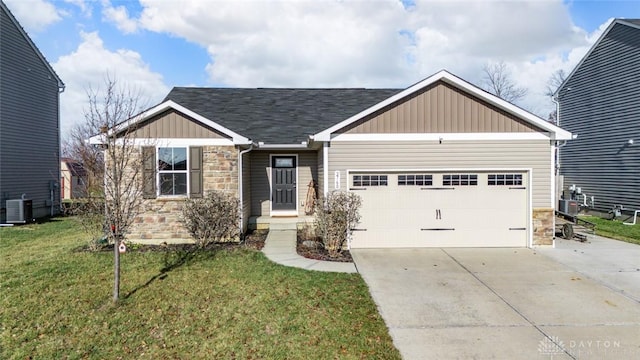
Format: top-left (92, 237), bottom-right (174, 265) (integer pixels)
top-left (628, 139), bottom-right (634, 145)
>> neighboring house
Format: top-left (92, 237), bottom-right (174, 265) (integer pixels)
top-left (91, 70), bottom-right (571, 248)
top-left (0, 1), bottom-right (65, 222)
top-left (556, 19), bottom-right (640, 215)
top-left (60, 158), bottom-right (87, 200)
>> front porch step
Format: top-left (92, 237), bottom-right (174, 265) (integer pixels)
top-left (269, 222), bottom-right (298, 231)
top-left (247, 215), bottom-right (314, 231)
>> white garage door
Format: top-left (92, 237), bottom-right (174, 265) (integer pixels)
top-left (350, 172), bottom-right (528, 248)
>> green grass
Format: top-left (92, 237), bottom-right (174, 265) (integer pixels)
top-left (0, 218), bottom-right (400, 359)
top-left (579, 215), bottom-right (640, 245)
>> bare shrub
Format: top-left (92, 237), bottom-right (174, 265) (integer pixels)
top-left (181, 191), bottom-right (240, 247)
top-left (314, 191), bottom-right (361, 258)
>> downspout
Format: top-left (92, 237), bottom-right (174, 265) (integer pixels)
top-left (323, 142), bottom-right (329, 198)
top-left (55, 83), bottom-right (66, 216)
top-left (238, 144), bottom-right (254, 238)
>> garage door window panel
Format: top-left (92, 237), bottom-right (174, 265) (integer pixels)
top-left (443, 174), bottom-right (478, 186)
top-left (488, 174), bottom-right (523, 186)
top-left (398, 174), bottom-right (433, 186)
top-left (353, 175), bottom-right (388, 187)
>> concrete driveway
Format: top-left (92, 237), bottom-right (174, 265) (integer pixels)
top-left (352, 242), bottom-right (640, 359)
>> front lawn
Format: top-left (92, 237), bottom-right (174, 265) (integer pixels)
top-left (0, 218), bottom-right (399, 359)
top-left (579, 215), bottom-right (640, 245)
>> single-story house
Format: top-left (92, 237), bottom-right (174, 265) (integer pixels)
top-left (60, 158), bottom-right (87, 200)
top-left (92, 70), bottom-right (572, 248)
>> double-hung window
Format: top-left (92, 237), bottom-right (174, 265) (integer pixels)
top-left (158, 147), bottom-right (188, 196)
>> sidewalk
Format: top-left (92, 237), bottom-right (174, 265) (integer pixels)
top-left (261, 223), bottom-right (357, 273)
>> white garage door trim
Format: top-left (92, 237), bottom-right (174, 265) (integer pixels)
top-left (346, 168), bottom-right (533, 248)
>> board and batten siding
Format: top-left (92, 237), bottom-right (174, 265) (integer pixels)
top-left (558, 21), bottom-right (640, 212)
top-left (328, 140), bottom-right (552, 208)
top-left (131, 110), bottom-right (228, 139)
top-left (249, 151), bottom-right (318, 217)
top-left (339, 81), bottom-right (540, 134)
top-left (1, 4), bottom-right (61, 220)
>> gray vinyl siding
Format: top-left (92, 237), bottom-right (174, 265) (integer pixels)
top-left (0, 4), bottom-right (62, 221)
top-left (558, 22), bottom-right (640, 212)
top-left (339, 81), bottom-right (540, 134)
top-left (249, 151), bottom-right (318, 217)
top-left (328, 140), bottom-right (552, 208)
top-left (131, 110), bottom-right (228, 139)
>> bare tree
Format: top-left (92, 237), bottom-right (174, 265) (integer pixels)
top-left (81, 76), bottom-right (150, 302)
top-left (482, 61), bottom-right (528, 103)
top-left (545, 69), bottom-right (567, 97)
top-left (545, 69), bottom-right (567, 124)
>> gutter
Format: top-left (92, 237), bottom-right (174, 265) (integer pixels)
top-left (256, 142), bottom-right (309, 149)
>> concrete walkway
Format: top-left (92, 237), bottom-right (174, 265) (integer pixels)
top-left (261, 222), bottom-right (357, 273)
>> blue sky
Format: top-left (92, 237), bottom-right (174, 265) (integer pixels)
top-left (4, 0), bottom-right (640, 138)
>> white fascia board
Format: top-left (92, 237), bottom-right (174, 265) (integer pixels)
top-left (127, 138), bottom-right (235, 147)
top-left (330, 132), bottom-right (551, 142)
top-left (256, 143), bottom-right (310, 149)
top-left (88, 100), bottom-right (252, 145)
top-left (314, 69), bottom-right (572, 141)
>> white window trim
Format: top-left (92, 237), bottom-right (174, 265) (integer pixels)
top-left (157, 146), bottom-right (190, 198)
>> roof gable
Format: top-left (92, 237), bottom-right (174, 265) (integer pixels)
top-left (132, 109), bottom-right (230, 139)
top-left (89, 100), bottom-right (251, 145)
top-left (314, 70), bottom-right (572, 141)
top-left (556, 18), bottom-right (640, 96)
top-left (337, 80), bottom-right (540, 135)
top-left (0, 1), bottom-right (64, 89)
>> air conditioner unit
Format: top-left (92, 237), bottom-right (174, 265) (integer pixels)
top-left (558, 199), bottom-right (578, 215)
top-left (6, 199), bottom-right (33, 224)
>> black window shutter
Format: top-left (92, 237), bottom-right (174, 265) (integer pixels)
top-left (189, 146), bottom-right (203, 198)
top-left (142, 146), bottom-right (156, 199)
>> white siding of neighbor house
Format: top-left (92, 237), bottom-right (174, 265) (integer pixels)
top-left (327, 140), bottom-right (552, 208)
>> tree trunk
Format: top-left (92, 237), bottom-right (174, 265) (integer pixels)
top-left (113, 235), bottom-right (120, 302)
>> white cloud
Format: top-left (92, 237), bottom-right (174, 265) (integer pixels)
top-left (51, 0), bottom-right (611, 125)
top-left (3, 0), bottom-right (62, 32)
top-left (54, 31), bottom-right (169, 138)
top-left (102, 0), bottom-right (138, 33)
top-left (64, 0), bottom-right (91, 18)
top-left (130, 0), bottom-right (591, 96)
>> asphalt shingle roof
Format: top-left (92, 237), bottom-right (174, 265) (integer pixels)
top-left (164, 88), bottom-right (401, 144)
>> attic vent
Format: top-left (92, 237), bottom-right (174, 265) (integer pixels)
top-left (6, 199), bottom-right (33, 224)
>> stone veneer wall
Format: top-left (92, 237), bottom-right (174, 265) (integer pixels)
top-left (127, 145), bottom-right (238, 243)
top-left (532, 208), bottom-right (554, 246)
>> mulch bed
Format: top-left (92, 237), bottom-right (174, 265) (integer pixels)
top-left (73, 229), bottom-right (352, 263)
top-left (296, 233), bottom-right (353, 263)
